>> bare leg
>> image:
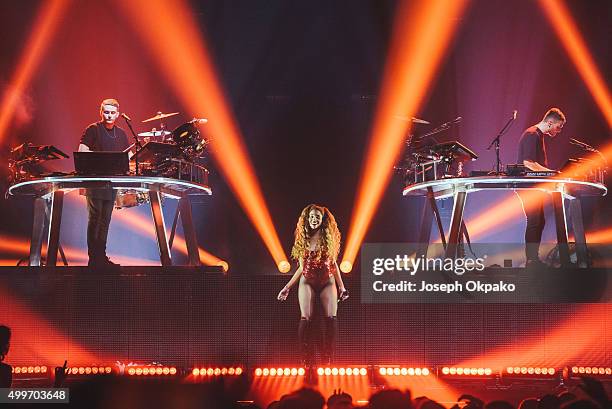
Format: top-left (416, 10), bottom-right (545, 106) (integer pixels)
top-left (319, 277), bottom-right (338, 318)
top-left (298, 276), bottom-right (314, 319)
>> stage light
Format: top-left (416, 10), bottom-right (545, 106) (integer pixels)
top-left (0, 0), bottom-right (70, 144)
top-left (538, 0), bottom-right (612, 126)
top-left (262, 368), bottom-right (270, 376)
top-left (339, 261), bottom-right (353, 273)
top-left (114, 0), bottom-right (288, 269)
top-left (502, 366), bottom-right (558, 380)
top-left (567, 366), bottom-right (612, 379)
top-left (278, 260), bottom-right (291, 273)
top-left (317, 367), bottom-right (324, 376)
top-left (255, 368), bottom-right (263, 376)
top-left (440, 366), bottom-right (493, 378)
top-left (11, 365), bottom-right (48, 376)
top-left (342, 0), bottom-right (469, 269)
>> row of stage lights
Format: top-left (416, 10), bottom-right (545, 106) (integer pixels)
top-left (192, 367), bottom-right (243, 376)
top-left (11, 364), bottom-right (612, 380)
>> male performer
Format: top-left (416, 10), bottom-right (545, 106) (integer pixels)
top-left (78, 98), bottom-right (130, 266)
top-left (517, 107), bottom-right (566, 266)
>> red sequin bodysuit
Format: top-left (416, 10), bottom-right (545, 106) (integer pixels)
top-left (302, 251), bottom-right (336, 290)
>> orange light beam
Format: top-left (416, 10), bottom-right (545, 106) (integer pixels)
top-left (114, 0), bottom-right (288, 270)
top-left (341, 0), bottom-right (469, 271)
top-left (0, 285), bottom-right (107, 365)
top-left (586, 227), bottom-right (612, 244)
top-left (538, 0), bottom-right (612, 127)
top-left (0, 0), bottom-right (71, 144)
top-left (67, 195), bottom-right (227, 268)
top-left (0, 233), bottom-right (154, 266)
top-left (454, 304), bottom-right (612, 370)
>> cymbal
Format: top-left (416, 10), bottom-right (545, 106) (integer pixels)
top-left (138, 130), bottom-right (172, 137)
top-left (142, 111), bottom-right (179, 123)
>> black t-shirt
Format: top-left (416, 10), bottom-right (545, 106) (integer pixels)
top-left (517, 125), bottom-right (547, 168)
top-left (79, 122), bottom-right (130, 200)
top-left (80, 122), bottom-right (130, 152)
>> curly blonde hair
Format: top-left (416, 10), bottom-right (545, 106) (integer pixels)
top-left (291, 204), bottom-right (341, 261)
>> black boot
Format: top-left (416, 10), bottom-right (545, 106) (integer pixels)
top-left (298, 318), bottom-right (313, 367)
top-left (322, 316), bottom-right (338, 365)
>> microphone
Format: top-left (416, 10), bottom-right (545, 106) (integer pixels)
top-left (191, 117), bottom-right (208, 124)
top-left (121, 113), bottom-right (132, 121)
top-left (513, 110), bottom-right (518, 120)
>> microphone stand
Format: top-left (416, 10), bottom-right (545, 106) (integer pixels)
top-left (123, 117), bottom-right (142, 176)
top-left (487, 115), bottom-right (516, 175)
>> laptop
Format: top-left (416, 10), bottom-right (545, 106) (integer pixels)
top-left (73, 151), bottom-right (129, 176)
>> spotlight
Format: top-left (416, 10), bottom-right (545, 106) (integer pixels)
top-left (340, 261), bottom-right (353, 273)
top-left (376, 366), bottom-right (431, 377)
top-left (125, 365), bottom-right (177, 376)
top-left (219, 261), bottom-right (229, 273)
top-left (439, 366), bottom-right (493, 378)
top-left (11, 365), bottom-right (49, 378)
top-left (566, 366), bottom-right (612, 380)
top-left (278, 260), bottom-right (291, 273)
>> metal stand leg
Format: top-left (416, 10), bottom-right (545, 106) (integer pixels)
top-left (569, 198), bottom-right (588, 268)
top-left (445, 191), bottom-right (467, 259)
top-left (416, 188), bottom-right (446, 258)
top-left (29, 197), bottom-right (49, 266)
top-left (179, 197), bottom-right (201, 266)
top-left (46, 191), bottom-right (64, 267)
top-left (551, 191), bottom-right (571, 267)
top-left (149, 191), bottom-right (172, 266)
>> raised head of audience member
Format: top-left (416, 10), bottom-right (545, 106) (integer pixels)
top-left (327, 389), bottom-right (353, 409)
top-left (368, 389), bottom-right (412, 409)
top-left (277, 388), bottom-right (325, 409)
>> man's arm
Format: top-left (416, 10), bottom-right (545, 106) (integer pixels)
top-left (523, 159), bottom-right (553, 172)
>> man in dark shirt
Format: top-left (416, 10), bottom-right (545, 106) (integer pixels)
top-left (516, 107), bottom-right (566, 266)
top-left (79, 98), bottom-right (130, 266)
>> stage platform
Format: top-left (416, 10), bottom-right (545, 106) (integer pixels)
top-left (1, 265), bottom-right (611, 406)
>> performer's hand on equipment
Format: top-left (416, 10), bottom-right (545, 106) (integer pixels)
top-left (339, 288), bottom-right (349, 301)
top-left (277, 286), bottom-right (290, 301)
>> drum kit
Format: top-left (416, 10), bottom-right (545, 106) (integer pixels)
top-left (116, 111), bottom-right (210, 210)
